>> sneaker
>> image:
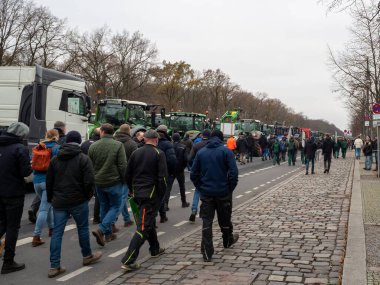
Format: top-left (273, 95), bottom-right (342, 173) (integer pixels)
top-left (0, 239), bottom-right (5, 257)
top-left (182, 201), bottom-right (190, 208)
top-left (83, 251), bottom-right (102, 266)
top-left (121, 263), bottom-right (140, 272)
top-left (124, 220), bottom-right (134, 227)
top-left (28, 210), bottom-right (36, 224)
top-left (160, 216), bottom-right (168, 223)
top-left (151, 248), bottom-right (165, 257)
top-left (32, 236), bottom-right (45, 247)
top-left (92, 229), bottom-right (105, 246)
top-left (224, 233), bottom-right (239, 248)
top-left (48, 267), bottom-right (66, 278)
top-left (105, 234), bottom-right (117, 243)
top-left (1, 261), bottom-right (25, 274)
top-left (189, 213), bottom-right (196, 222)
top-left (112, 224), bottom-right (119, 234)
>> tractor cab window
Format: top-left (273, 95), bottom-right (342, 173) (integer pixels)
top-left (98, 103), bottom-right (126, 126)
top-left (128, 104), bottom-right (146, 126)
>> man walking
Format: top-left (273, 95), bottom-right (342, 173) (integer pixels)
top-left (271, 138), bottom-right (281, 165)
top-left (191, 130), bottom-right (239, 262)
top-left (121, 130), bottom-right (167, 271)
top-left (115, 124), bottom-right (137, 228)
top-left (354, 135), bottom-right (363, 160)
top-left (188, 129), bottom-right (211, 222)
top-left (322, 134), bottom-right (334, 174)
top-left (305, 137), bottom-right (317, 175)
top-left (89, 124), bottom-right (126, 246)
top-left (0, 122), bottom-right (32, 274)
top-left (46, 131), bottom-right (102, 278)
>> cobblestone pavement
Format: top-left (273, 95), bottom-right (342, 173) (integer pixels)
top-left (103, 157), bottom-right (354, 285)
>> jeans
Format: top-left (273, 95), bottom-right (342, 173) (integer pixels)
top-left (96, 184), bottom-right (123, 236)
top-left (33, 182), bottom-right (54, 236)
top-left (191, 189), bottom-right (200, 214)
top-left (365, 155), bottom-right (372, 170)
top-left (121, 198), bottom-right (161, 265)
top-left (93, 190), bottom-right (100, 222)
top-left (50, 202), bottom-right (92, 268)
top-left (355, 148), bottom-right (361, 159)
top-left (305, 158), bottom-right (315, 173)
top-left (115, 185), bottom-right (131, 223)
top-left (0, 196), bottom-right (24, 263)
top-left (261, 148), bottom-right (268, 160)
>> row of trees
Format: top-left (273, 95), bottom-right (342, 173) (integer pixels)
top-left (0, 0), bottom-right (342, 134)
top-left (326, 0), bottom-right (380, 135)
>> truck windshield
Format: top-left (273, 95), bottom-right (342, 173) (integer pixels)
top-left (128, 104), bottom-right (146, 126)
top-left (170, 116), bottom-right (193, 132)
top-left (98, 104), bottom-right (126, 126)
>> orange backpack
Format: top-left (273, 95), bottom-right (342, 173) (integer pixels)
top-left (31, 143), bottom-right (55, 171)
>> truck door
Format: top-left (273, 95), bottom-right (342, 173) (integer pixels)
top-left (64, 92), bottom-right (88, 140)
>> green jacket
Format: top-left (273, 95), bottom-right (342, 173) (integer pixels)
top-left (88, 135), bottom-right (127, 188)
top-left (288, 140), bottom-right (295, 151)
top-left (272, 141), bottom-right (280, 153)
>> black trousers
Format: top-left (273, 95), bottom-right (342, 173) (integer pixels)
top-left (200, 193), bottom-right (234, 260)
top-left (174, 170), bottom-right (186, 203)
top-left (122, 198), bottom-right (160, 265)
top-left (159, 175), bottom-right (174, 217)
top-left (324, 154), bottom-right (332, 171)
top-left (0, 196), bottom-right (24, 263)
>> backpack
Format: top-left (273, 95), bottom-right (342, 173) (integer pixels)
top-left (280, 142), bottom-right (286, 151)
top-left (32, 143), bottom-right (56, 171)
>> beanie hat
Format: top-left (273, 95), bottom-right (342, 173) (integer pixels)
top-left (211, 130), bottom-right (224, 141)
top-left (172, 133), bottom-right (181, 142)
top-left (7, 122), bottom-right (29, 139)
top-left (156, 125), bottom-right (168, 133)
top-left (202, 129), bottom-right (211, 138)
top-left (66, 131), bottom-right (82, 144)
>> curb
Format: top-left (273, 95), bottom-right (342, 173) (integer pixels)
top-left (95, 166), bottom-right (303, 285)
top-left (342, 159), bottom-right (367, 285)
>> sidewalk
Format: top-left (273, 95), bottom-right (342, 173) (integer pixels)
top-left (99, 156), bottom-right (354, 285)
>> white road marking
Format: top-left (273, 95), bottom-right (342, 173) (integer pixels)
top-left (169, 195), bottom-right (177, 200)
top-left (191, 188), bottom-right (195, 191)
top-left (250, 171), bottom-right (255, 174)
top-left (174, 220), bottom-right (188, 227)
top-left (236, 195), bottom-right (243, 199)
top-left (108, 247), bottom-right (129, 258)
top-left (157, 232), bottom-right (165, 236)
top-left (260, 184), bottom-right (265, 187)
top-left (238, 175), bottom-right (244, 178)
top-left (266, 181), bottom-right (271, 184)
top-left (253, 187), bottom-right (259, 190)
top-left (185, 192), bottom-right (191, 195)
top-left (56, 266), bottom-right (92, 282)
top-left (16, 237), bottom-right (32, 247)
top-left (65, 224), bottom-right (76, 232)
top-left (245, 191), bottom-right (252, 194)
top-left (271, 179), bottom-right (276, 182)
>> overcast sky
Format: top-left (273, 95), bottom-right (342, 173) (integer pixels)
top-left (34, 0), bottom-right (352, 130)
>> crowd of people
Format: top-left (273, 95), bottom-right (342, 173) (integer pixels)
top-left (0, 120), bottom-right (378, 278)
top-left (0, 121), bottom-right (239, 277)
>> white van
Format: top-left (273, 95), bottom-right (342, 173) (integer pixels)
top-left (0, 65), bottom-right (91, 146)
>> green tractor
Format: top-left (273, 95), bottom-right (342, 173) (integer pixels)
top-left (220, 109), bottom-right (261, 137)
top-left (168, 112), bottom-right (208, 138)
top-left (89, 99), bottom-right (147, 137)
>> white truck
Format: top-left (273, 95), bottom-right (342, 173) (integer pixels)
top-left (0, 65), bottom-right (91, 146)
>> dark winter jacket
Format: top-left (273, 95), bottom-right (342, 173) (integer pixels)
top-left (157, 135), bottom-right (176, 175)
top-left (115, 132), bottom-right (138, 161)
top-left (259, 135), bottom-right (268, 149)
top-left (189, 138), bottom-right (209, 165)
top-left (304, 139), bottom-right (317, 159)
top-left (46, 143), bottom-right (95, 209)
top-left (126, 144), bottom-right (168, 200)
top-left (88, 135), bottom-right (127, 188)
top-left (55, 128), bottom-right (66, 145)
top-left (0, 133), bottom-right (32, 197)
top-left (236, 137), bottom-right (248, 153)
top-left (246, 135), bottom-right (255, 150)
top-left (363, 142), bottom-right (373, 156)
top-left (322, 138), bottom-right (334, 157)
top-left (173, 141), bottom-right (188, 171)
top-left (81, 134), bottom-right (100, 155)
top-left (181, 137), bottom-right (193, 155)
top-left (191, 137), bottom-right (239, 197)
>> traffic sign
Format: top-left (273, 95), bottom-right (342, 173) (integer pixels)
top-left (374, 114), bottom-right (380, 120)
top-left (373, 103), bottom-right (380, 114)
top-left (365, 121), bottom-right (370, 126)
top-left (374, 120), bottom-right (380, 127)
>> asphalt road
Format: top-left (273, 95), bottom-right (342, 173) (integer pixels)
top-left (0, 157), bottom-right (304, 285)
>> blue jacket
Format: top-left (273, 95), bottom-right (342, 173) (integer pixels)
top-left (157, 136), bottom-right (176, 175)
top-left (191, 137), bottom-right (239, 197)
top-left (33, 140), bottom-right (60, 184)
top-left (0, 133), bottom-right (32, 197)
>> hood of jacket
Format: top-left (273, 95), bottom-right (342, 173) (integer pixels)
top-left (0, 133), bottom-right (22, 146)
top-left (115, 132), bottom-right (132, 143)
top-left (206, 137), bottom-right (224, 148)
top-left (57, 143), bottom-right (82, 160)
